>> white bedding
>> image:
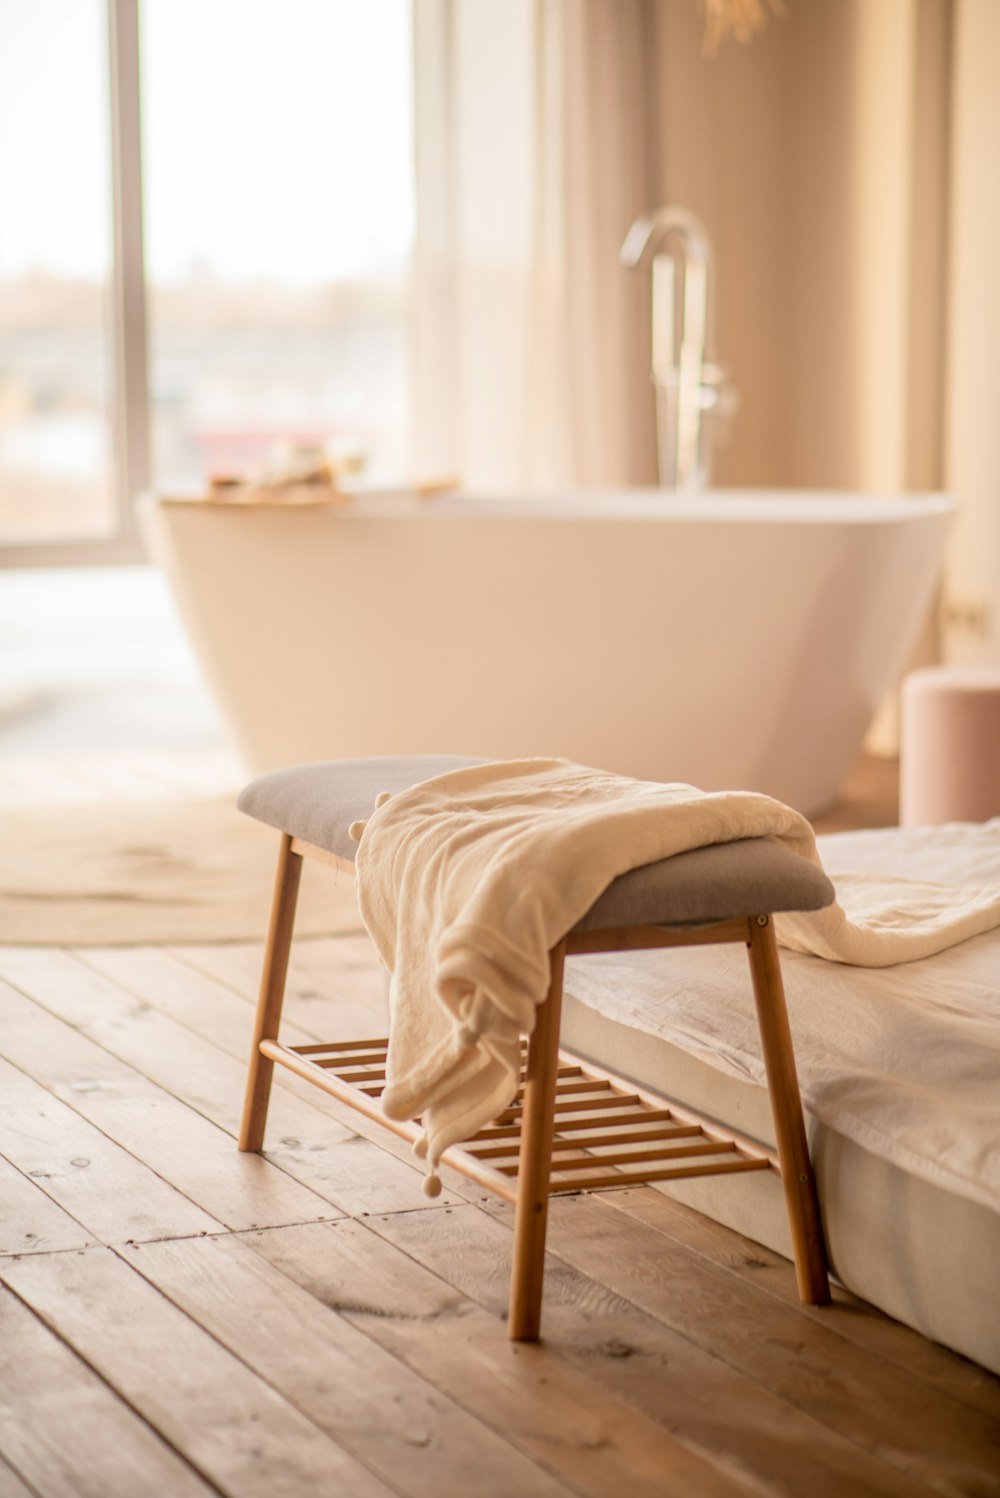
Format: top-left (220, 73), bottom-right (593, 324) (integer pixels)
top-left (354, 759), bottom-right (1000, 1196)
top-left (564, 819), bottom-right (1000, 1215)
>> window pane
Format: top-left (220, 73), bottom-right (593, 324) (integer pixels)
top-left (141, 0), bottom-right (414, 490)
top-left (0, 0), bottom-right (115, 544)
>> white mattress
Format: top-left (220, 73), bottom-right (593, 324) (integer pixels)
top-left (561, 820), bottom-right (1000, 1374)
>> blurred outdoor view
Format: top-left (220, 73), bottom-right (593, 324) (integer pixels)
top-left (0, 0), bottom-right (414, 547)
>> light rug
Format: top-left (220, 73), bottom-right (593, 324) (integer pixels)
top-left (0, 798), bottom-right (362, 945)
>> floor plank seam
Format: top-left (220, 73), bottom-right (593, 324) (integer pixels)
top-left (0, 970), bottom-right (394, 1224)
top-left (591, 1189), bottom-right (998, 1420)
top-left (500, 1200), bottom-right (983, 1498)
top-left (69, 944), bottom-right (410, 1137)
top-left (330, 1212), bottom-right (803, 1498)
top-left (163, 941), bottom-right (370, 1015)
top-left (0, 1035), bottom-right (237, 1235)
top-left (36, 947), bottom-right (493, 1213)
top-left (101, 1241), bottom-right (449, 1498)
top-left (8, 758), bottom-right (999, 1496)
top-left (363, 1198), bottom-right (965, 1498)
top-left (1, 954), bottom-right (491, 1231)
top-left (158, 946), bottom-right (269, 999)
top-left (226, 1217), bottom-right (985, 1498)
top-left (0, 1275), bottom-right (230, 1498)
top-left (68, 952), bottom-right (999, 1420)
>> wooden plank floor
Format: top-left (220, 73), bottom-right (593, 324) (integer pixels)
top-left (3, 752), bottom-right (1000, 1496)
top-left (2, 932), bottom-right (1000, 1497)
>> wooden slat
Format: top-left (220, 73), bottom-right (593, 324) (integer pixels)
top-left (290, 1036), bottom-right (389, 1054)
top-left (562, 1052), bottom-right (781, 1165)
top-left (479, 1109), bottom-right (678, 1142)
top-left (547, 1157), bottom-right (771, 1193)
top-left (259, 1040), bottom-right (410, 1131)
top-left (468, 1120), bottom-right (704, 1151)
top-left (461, 1143), bottom-right (521, 1161)
top-left (506, 1140), bottom-right (743, 1175)
top-left (291, 1047), bottom-right (387, 1065)
top-left (312, 1063), bottom-right (386, 1081)
top-left (259, 1038), bottom-right (521, 1200)
top-left (500, 1092), bottom-right (644, 1117)
top-left (254, 1029), bottom-right (776, 1207)
top-left (549, 1078), bottom-right (613, 1096)
top-left (464, 1124), bottom-right (705, 1161)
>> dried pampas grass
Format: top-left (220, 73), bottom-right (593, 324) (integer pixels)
top-left (698, 0), bottom-right (786, 56)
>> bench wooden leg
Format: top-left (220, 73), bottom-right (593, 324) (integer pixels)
top-left (746, 914), bottom-right (830, 1304)
top-left (508, 938), bottom-right (566, 1341)
top-left (238, 833), bottom-right (303, 1153)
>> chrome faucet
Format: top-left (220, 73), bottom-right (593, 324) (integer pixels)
top-left (620, 206), bottom-right (735, 491)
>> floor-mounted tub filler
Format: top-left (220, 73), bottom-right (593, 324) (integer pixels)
top-left (137, 488), bottom-right (953, 818)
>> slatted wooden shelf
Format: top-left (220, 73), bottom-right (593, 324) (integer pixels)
top-left (260, 1034), bottom-right (777, 1205)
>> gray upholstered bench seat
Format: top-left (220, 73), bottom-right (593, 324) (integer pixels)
top-left (237, 755), bottom-right (835, 931)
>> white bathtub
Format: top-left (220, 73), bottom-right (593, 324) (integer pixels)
top-left (138, 488), bottom-right (953, 816)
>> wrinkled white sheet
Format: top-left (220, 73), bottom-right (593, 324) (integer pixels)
top-left (565, 819), bottom-right (1000, 1213)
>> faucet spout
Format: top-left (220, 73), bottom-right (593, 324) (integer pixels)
top-left (619, 205), bottom-right (711, 272)
top-left (621, 205), bottom-right (731, 492)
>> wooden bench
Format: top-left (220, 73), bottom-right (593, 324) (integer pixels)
top-left (237, 756), bottom-right (833, 1340)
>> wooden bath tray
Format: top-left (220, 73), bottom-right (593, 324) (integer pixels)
top-left (258, 1032), bottom-right (777, 1203)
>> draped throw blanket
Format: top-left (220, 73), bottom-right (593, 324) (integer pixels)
top-left (351, 759), bottom-right (1000, 1192)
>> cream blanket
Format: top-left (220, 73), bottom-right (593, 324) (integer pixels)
top-left (351, 759), bottom-right (1000, 1190)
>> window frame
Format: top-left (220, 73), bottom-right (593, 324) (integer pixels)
top-left (2, 0), bottom-right (149, 567)
top-left (3, 0), bottom-right (416, 568)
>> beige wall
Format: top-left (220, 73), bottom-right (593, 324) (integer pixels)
top-left (944, 0), bottom-right (1000, 664)
top-left (647, 0), bottom-right (952, 495)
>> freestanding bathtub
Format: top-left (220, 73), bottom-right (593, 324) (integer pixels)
top-left (138, 488), bottom-right (953, 816)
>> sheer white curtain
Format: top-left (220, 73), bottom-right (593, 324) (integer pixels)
top-left (412, 0), bottom-right (657, 491)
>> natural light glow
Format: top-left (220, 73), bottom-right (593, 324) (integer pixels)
top-left (0, 0), bottom-right (414, 285)
top-left (0, 0), bottom-right (415, 540)
top-left (142, 0), bottom-right (414, 285)
top-left (0, 0), bottom-right (111, 280)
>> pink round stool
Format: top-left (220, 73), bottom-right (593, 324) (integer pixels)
top-left (900, 666), bottom-right (1000, 826)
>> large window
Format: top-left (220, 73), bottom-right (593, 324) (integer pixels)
top-left (0, 0), bottom-right (115, 549)
top-left (0, 0), bottom-right (414, 562)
